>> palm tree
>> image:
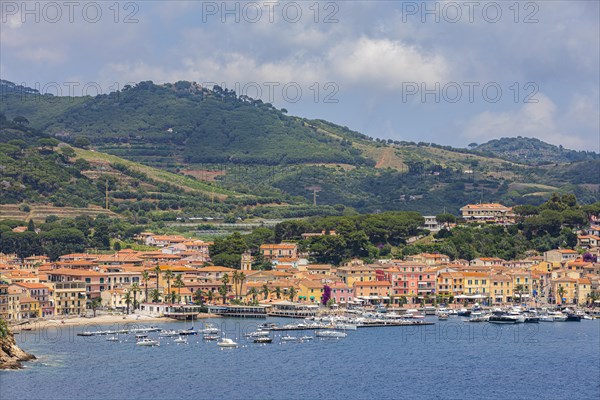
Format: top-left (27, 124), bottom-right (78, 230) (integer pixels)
top-left (218, 284), bottom-right (228, 305)
top-left (206, 290), bottom-right (214, 304)
top-left (131, 283), bottom-right (141, 310)
top-left (193, 289), bottom-right (205, 305)
top-left (514, 284), bottom-right (525, 304)
top-left (163, 270), bottom-right (174, 304)
top-left (262, 284), bottom-right (270, 300)
top-left (238, 272), bottom-right (246, 300)
top-left (248, 287), bottom-right (258, 304)
top-left (124, 290), bottom-right (132, 314)
top-left (141, 271), bottom-right (150, 303)
top-left (153, 264), bottom-right (161, 292)
top-left (289, 287), bottom-right (297, 302)
top-left (275, 286), bottom-right (281, 299)
top-left (173, 275), bottom-right (184, 304)
top-left (150, 288), bottom-right (161, 303)
top-left (557, 286), bottom-right (566, 304)
top-left (90, 298), bottom-right (102, 317)
top-left (231, 271), bottom-right (240, 300)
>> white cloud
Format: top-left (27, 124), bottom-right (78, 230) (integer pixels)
top-left (327, 37), bottom-right (448, 89)
top-left (462, 94), bottom-right (589, 150)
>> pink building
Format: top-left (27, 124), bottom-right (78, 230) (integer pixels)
top-left (329, 282), bottom-right (353, 304)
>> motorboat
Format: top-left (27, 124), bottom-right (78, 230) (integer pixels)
top-left (106, 335), bottom-right (119, 342)
top-left (437, 313), bottom-right (449, 320)
top-left (300, 335), bottom-right (313, 341)
top-left (201, 324), bottom-right (219, 334)
top-left (135, 334), bottom-right (148, 339)
top-left (315, 330), bottom-right (347, 338)
top-left (174, 336), bottom-right (188, 344)
top-left (489, 314), bottom-right (524, 324)
top-left (253, 337), bottom-right (272, 343)
top-left (280, 335), bottom-right (298, 341)
top-left (245, 330), bottom-right (270, 338)
top-left (457, 308), bottom-right (471, 317)
top-left (566, 314), bottom-right (581, 322)
top-left (159, 330), bottom-right (179, 337)
top-left (332, 323), bottom-right (358, 330)
top-left (524, 315), bottom-right (540, 323)
top-left (178, 328), bottom-right (198, 336)
top-left (136, 338), bottom-right (160, 346)
top-left (539, 315), bottom-right (554, 322)
top-left (203, 334), bottom-right (219, 341)
top-left (548, 311), bottom-right (567, 321)
top-left (217, 338), bottom-right (238, 348)
top-left (467, 315), bottom-right (490, 322)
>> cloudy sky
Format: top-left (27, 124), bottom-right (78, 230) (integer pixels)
top-left (1, 1), bottom-right (598, 150)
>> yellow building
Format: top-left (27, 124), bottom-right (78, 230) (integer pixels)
top-left (463, 272), bottom-right (490, 296)
top-left (491, 274), bottom-right (513, 303)
top-left (354, 281), bottom-right (392, 302)
top-left (436, 272), bottom-right (464, 297)
top-left (337, 261), bottom-right (375, 287)
top-left (18, 297), bottom-right (41, 319)
top-left (53, 281), bottom-right (87, 315)
top-left (576, 278), bottom-right (592, 306)
top-left (552, 277), bottom-right (577, 304)
top-left (297, 279), bottom-right (324, 303)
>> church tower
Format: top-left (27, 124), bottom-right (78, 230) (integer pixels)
top-left (241, 251), bottom-right (253, 271)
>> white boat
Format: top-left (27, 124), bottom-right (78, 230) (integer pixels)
top-left (280, 335), bottom-right (298, 341)
top-left (245, 330), bottom-right (269, 338)
top-left (106, 335), bottom-right (119, 342)
top-left (174, 337), bottom-right (188, 344)
top-left (315, 330), bottom-right (347, 338)
top-left (217, 338), bottom-right (238, 348)
top-left (136, 338), bottom-right (159, 346)
top-left (548, 311), bottom-right (567, 321)
top-left (437, 313), bottom-right (449, 320)
top-left (540, 315), bottom-right (554, 322)
top-left (203, 334), bottom-right (219, 341)
top-left (201, 324), bottom-right (219, 334)
top-left (333, 323), bottom-right (358, 330)
top-left (159, 330), bottom-right (179, 337)
top-left (300, 335), bottom-right (313, 341)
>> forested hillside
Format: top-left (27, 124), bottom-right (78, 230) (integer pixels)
top-left (1, 79), bottom-right (598, 216)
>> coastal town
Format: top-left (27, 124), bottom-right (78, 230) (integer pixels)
top-left (1, 202), bottom-right (599, 324)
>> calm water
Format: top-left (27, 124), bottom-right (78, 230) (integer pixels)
top-left (1, 317), bottom-right (599, 400)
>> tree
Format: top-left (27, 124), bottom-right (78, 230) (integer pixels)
top-left (73, 137), bottom-right (91, 149)
top-left (247, 287), bottom-right (259, 304)
top-left (557, 286), bottom-right (566, 304)
top-left (124, 290), bottom-right (132, 314)
top-left (231, 271), bottom-right (240, 300)
top-left (27, 219), bottom-right (35, 232)
top-left (13, 116), bottom-right (29, 125)
top-left (131, 283), bottom-right (141, 310)
top-left (262, 284), bottom-right (270, 300)
top-left (206, 290), bottom-right (215, 304)
top-left (173, 274), bottom-right (184, 304)
top-left (218, 284), bottom-right (228, 305)
top-left (90, 298), bottom-right (102, 317)
top-left (193, 289), bottom-right (205, 305)
top-left (289, 287), bottom-right (298, 302)
top-left (321, 285), bottom-right (332, 306)
top-left (238, 272), bottom-right (246, 300)
top-left (149, 288), bottom-right (161, 303)
top-left (163, 270), bottom-right (174, 303)
top-left (141, 271), bottom-right (150, 303)
top-left (275, 286), bottom-right (281, 299)
top-left (435, 213), bottom-right (456, 228)
top-left (514, 284), bottom-right (525, 304)
top-left (153, 265), bottom-right (161, 293)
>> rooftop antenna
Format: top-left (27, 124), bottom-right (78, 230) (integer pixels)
top-left (306, 185), bottom-right (321, 207)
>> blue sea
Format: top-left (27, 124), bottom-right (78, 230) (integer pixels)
top-left (1, 317), bottom-right (599, 400)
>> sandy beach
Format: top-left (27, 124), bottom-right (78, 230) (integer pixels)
top-left (9, 313), bottom-right (220, 332)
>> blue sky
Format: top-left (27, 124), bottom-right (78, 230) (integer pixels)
top-left (1, 1), bottom-right (598, 150)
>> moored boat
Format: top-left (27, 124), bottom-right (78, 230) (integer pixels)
top-left (217, 338), bottom-right (238, 348)
top-left (315, 330), bottom-right (347, 338)
top-left (136, 338), bottom-right (159, 346)
top-left (253, 337), bottom-right (272, 343)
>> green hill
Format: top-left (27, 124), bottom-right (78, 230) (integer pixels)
top-left (475, 136), bottom-right (599, 165)
top-left (1, 79), bottom-right (598, 216)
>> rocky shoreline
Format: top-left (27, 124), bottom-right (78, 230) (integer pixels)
top-left (1, 322), bottom-right (36, 370)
